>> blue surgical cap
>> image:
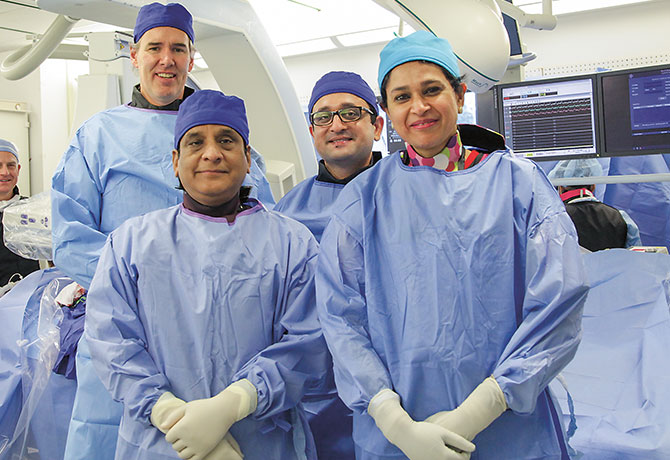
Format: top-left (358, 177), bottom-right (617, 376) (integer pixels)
top-left (134, 2), bottom-right (195, 43)
top-left (0, 139), bottom-right (19, 162)
top-left (308, 71), bottom-right (378, 116)
top-left (378, 31), bottom-right (461, 91)
top-left (547, 159), bottom-right (604, 180)
top-left (174, 90), bottom-right (249, 149)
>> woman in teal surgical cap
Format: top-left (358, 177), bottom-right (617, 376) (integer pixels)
top-left (315, 31), bottom-right (589, 460)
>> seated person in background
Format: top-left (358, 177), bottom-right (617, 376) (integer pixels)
top-left (548, 159), bottom-right (642, 251)
top-left (85, 89), bottom-right (327, 460)
top-left (0, 139), bottom-right (39, 285)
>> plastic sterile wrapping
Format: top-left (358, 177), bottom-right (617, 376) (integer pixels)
top-left (0, 271), bottom-right (76, 460)
top-left (2, 192), bottom-right (52, 261)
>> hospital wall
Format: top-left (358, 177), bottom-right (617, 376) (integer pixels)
top-left (0, 53), bottom-right (87, 195)
top-left (1, 0), bottom-right (669, 196)
top-left (0, 51), bottom-right (43, 194)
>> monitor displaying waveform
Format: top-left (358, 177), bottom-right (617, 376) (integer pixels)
top-left (499, 77), bottom-right (598, 159)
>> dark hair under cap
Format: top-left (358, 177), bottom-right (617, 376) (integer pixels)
top-left (134, 2), bottom-right (195, 43)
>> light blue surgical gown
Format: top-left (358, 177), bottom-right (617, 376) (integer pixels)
top-left (85, 201), bottom-right (327, 460)
top-left (316, 151), bottom-right (589, 459)
top-left (50, 104), bottom-right (275, 460)
top-left (276, 177), bottom-right (355, 459)
top-left (550, 249), bottom-right (670, 459)
top-left (275, 178), bottom-right (344, 253)
top-left (52, 104), bottom-right (275, 290)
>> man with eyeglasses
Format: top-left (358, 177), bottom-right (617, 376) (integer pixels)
top-left (275, 71), bottom-right (384, 241)
top-left (274, 71), bottom-right (383, 460)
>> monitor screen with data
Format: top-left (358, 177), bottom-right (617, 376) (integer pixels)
top-left (498, 76), bottom-right (599, 160)
top-left (599, 65), bottom-right (670, 156)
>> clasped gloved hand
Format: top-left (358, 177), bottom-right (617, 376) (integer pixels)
top-left (201, 433), bottom-right (244, 460)
top-left (163, 380), bottom-right (258, 460)
top-left (425, 376), bottom-right (508, 442)
top-left (368, 389), bottom-right (475, 460)
top-left (151, 391), bottom-right (246, 459)
top-left (151, 392), bottom-right (186, 434)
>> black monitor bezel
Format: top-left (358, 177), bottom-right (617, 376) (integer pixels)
top-left (496, 73), bottom-right (601, 162)
top-left (596, 63), bottom-right (670, 158)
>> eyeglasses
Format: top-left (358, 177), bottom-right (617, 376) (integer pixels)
top-left (310, 106), bottom-right (375, 127)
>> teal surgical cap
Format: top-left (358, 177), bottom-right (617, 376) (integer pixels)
top-left (378, 30), bottom-right (461, 90)
top-left (547, 159), bottom-right (604, 180)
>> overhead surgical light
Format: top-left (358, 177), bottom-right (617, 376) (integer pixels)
top-left (496, 0), bottom-right (557, 30)
top-left (372, 0), bottom-right (510, 93)
top-left (372, 0), bottom-right (557, 92)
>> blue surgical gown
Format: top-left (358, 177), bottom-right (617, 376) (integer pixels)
top-left (316, 151), bottom-right (589, 459)
top-left (550, 249), bottom-right (670, 459)
top-left (85, 202), bottom-right (327, 460)
top-left (275, 177), bottom-right (345, 242)
top-left (52, 104), bottom-right (275, 290)
top-left (602, 154), bottom-right (670, 248)
top-left (275, 178), bottom-right (355, 459)
top-left (50, 104), bottom-right (275, 460)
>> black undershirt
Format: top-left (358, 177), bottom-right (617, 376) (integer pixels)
top-left (182, 187), bottom-right (253, 219)
top-left (316, 151), bottom-right (383, 185)
top-left (129, 84), bottom-right (195, 110)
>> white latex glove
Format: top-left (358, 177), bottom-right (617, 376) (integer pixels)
top-left (151, 392), bottom-right (186, 434)
top-left (202, 432), bottom-right (244, 460)
top-left (425, 377), bottom-right (508, 442)
top-left (368, 389), bottom-right (475, 460)
top-left (165, 379), bottom-right (257, 460)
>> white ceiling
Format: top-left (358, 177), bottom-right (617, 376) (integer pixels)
top-left (0, 0), bottom-right (657, 57)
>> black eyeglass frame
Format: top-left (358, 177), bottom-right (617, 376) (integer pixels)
top-left (310, 106), bottom-right (376, 127)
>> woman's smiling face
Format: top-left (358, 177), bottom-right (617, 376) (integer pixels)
top-left (383, 61), bottom-right (464, 158)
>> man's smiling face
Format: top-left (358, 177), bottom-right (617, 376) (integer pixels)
top-left (131, 26), bottom-right (194, 107)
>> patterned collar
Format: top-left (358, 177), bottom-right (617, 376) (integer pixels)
top-left (405, 131), bottom-right (464, 171)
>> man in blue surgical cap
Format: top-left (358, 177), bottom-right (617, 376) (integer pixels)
top-left (548, 159), bottom-right (641, 251)
top-left (86, 89), bottom-right (325, 460)
top-left (274, 71), bottom-right (383, 460)
top-left (50, 4), bottom-right (274, 460)
top-left (275, 71), bottom-right (383, 240)
top-left (316, 31), bottom-right (589, 460)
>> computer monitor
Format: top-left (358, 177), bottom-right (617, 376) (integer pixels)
top-left (598, 64), bottom-right (670, 156)
top-left (498, 75), bottom-right (600, 160)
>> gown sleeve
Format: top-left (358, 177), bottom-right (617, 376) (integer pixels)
top-left (51, 140), bottom-right (106, 290)
top-left (233, 232), bottom-right (328, 418)
top-left (85, 232), bottom-right (170, 423)
top-left (493, 174), bottom-right (589, 415)
top-left (315, 214), bottom-right (394, 414)
top-left (244, 156), bottom-right (276, 208)
top-left (619, 209), bottom-right (642, 247)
